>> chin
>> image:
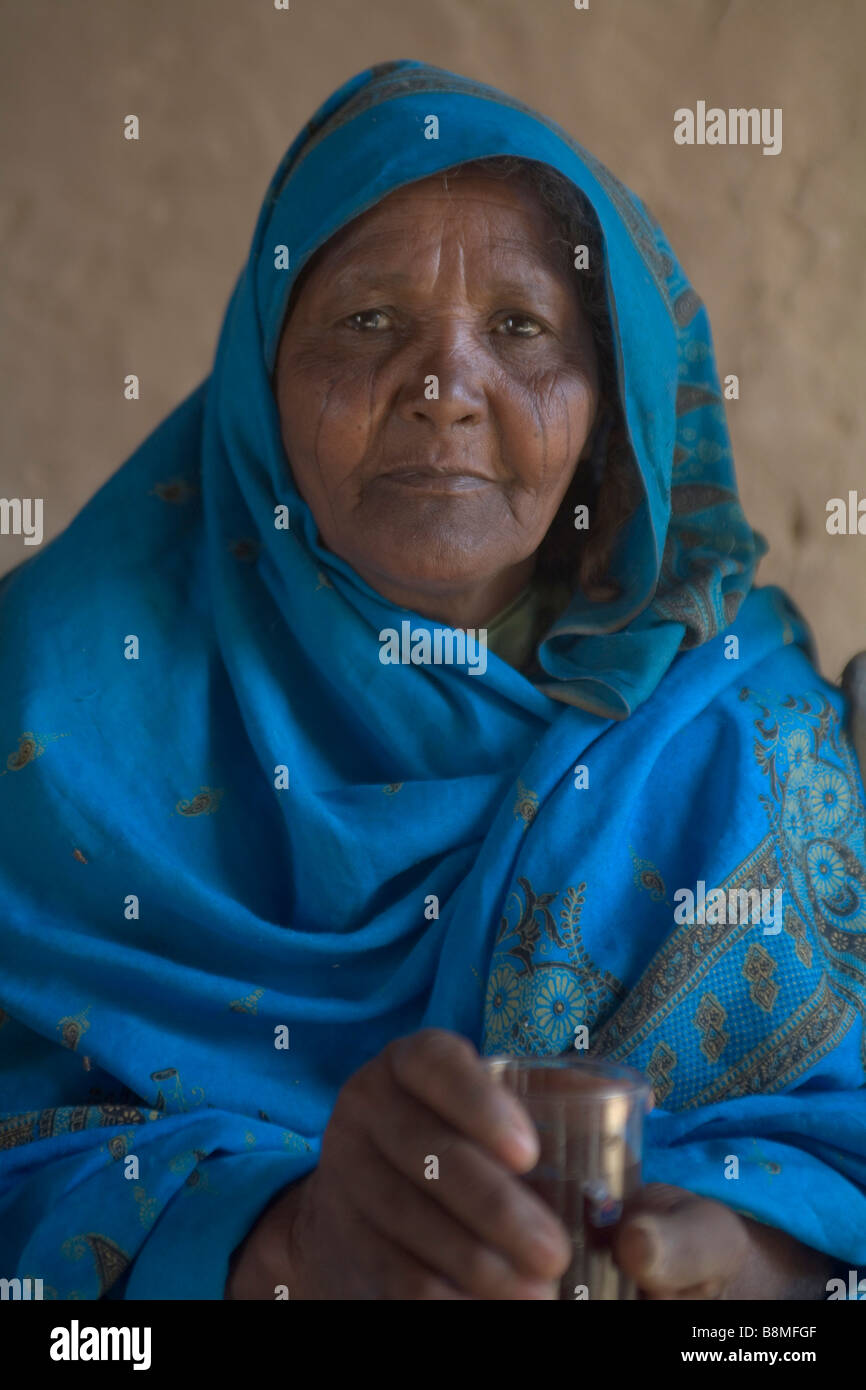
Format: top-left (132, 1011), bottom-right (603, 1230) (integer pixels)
top-left (361, 547), bottom-right (505, 598)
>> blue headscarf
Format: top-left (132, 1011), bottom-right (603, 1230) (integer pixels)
top-left (1, 60), bottom-right (865, 1300)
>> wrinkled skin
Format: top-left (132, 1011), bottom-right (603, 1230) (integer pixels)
top-left (225, 176), bottom-right (838, 1299)
top-left (273, 171), bottom-right (599, 630)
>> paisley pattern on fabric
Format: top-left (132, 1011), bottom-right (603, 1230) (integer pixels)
top-left (483, 689), bottom-right (866, 1116)
top-left (513, 779), bottom-right (540, 828)
top-left (484, 878), bottom-right (626, 1054)
top-left (0, 1106), bottom-right (148, 1151)
top-left (175, 787), bottom-right (223, 817)
top-left (62, 1234), bottom-right (131, 1298)
top-left (1, 730), bottom-right (69, 775)
top-left (149, 477), bottom-right (198, 505)
top-left (2, 59), bottom-right (865, 1298)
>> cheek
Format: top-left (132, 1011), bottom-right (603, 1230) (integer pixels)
top-left (277, 346), bottom-right (379, 491)
top-left (276, 334), bottom-right (597, 508)
top-left (495, 363), bottom-right (597, 488)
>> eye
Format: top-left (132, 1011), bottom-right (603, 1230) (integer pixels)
top-left (345, 308), bottom-right (393, 331)
top-left (496, 313), bottom-right (545, 338)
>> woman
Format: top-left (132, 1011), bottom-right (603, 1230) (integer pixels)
top-left (1, 59), bottom-right (864, 1301)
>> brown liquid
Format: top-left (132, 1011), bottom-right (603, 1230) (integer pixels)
top-left (526, 1158), bottom-right (641, 1300)
top-left (488, 1061), bottom-right (648, 1300)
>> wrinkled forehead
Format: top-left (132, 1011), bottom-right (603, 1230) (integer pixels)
top-left (277, 166), bottom-right (578, 320)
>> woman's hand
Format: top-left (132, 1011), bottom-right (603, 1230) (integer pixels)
top-left (613, 1183), bottom-right (835, 1299)
top-left (226, 1029), bottom-right (572, 1299)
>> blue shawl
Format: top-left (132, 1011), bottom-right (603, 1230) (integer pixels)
top-left (1, 60), bottom-right (865, 1300)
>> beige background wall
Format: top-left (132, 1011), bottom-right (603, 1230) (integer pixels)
top-left (1, 0), bottom-right (863, 678)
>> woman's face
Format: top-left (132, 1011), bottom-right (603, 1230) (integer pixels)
top-left (274, 170), bottom-right (600, 624)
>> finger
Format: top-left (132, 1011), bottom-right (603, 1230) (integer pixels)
top-left (344, 1208), bottom-right (474, 1301)
top-left (354, 1069), bottom-right (571, 1280)
top-left (643, 1277), bottom-right (726, 1301)
top-left (386, 1030), bottom-right (540, 1171)
top-left (294, 1177), bottom-right (471, 1301)
top-left (614, 1192), bottom-right (747, 1294)
top-left (348, 1132), bottom-right (559, 1300)
top-left (623, 1182), bottom-right (694, 1214)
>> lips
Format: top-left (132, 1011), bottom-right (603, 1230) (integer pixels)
top-left (383, 461), bottom-right (490, 477)
top-left (375, 466), bottom-right (495, 492)
top-left (375, 458), bottom-right (497, 489)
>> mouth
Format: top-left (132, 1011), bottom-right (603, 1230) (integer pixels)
top-left (374, 464), bottom-right (497, 494)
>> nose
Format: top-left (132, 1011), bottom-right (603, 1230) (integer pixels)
top-left (393, 321), bottom-right (488, 430)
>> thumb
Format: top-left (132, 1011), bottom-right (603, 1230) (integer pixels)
top-left (613, 1187), bottom-right (748, 1296)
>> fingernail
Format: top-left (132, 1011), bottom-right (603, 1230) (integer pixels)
top-left (512, 1126), bottom-right (539, 1163)
top-left (520, 1278), bottom-right (559, 1300)
top-left (501, 1108), bottom-right (538, 1164)
top-left (528, 1224), bottom-right (570, 1271)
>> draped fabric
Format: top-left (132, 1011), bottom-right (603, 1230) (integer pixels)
top-left (1, 60), bottom-right (864, 1300)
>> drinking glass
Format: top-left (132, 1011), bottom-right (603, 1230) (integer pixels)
top-left (485, 1055), bottom-right (651, 1300)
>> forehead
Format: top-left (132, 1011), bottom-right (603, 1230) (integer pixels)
top-left (305, 170), bottom-right (568, 278)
